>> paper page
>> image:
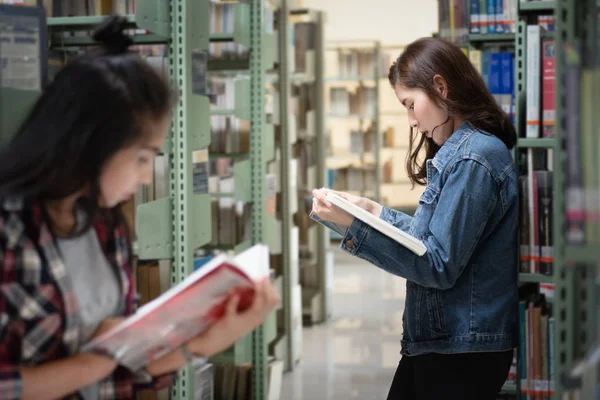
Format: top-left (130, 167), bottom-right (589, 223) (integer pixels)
top-left (234, 244), bottom-right (270, 281)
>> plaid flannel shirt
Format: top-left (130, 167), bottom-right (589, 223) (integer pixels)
top-left (0, 198), bottom-right (173, 399)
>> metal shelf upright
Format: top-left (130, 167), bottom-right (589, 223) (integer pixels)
top-left (206, 0), bottom-right (285, 398)
top-left (276, 6), bottom-right (327, 370)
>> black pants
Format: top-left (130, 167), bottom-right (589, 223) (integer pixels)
top-left (387, 350), bottom-right (513, 400)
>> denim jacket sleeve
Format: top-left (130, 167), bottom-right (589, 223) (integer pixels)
top-left (379, 207), bottom-right (413, 233)
top-left (341, 159), bottom-right (498, 289)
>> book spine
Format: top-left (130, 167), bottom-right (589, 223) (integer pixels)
top-left (526, 25), bottom-right (542, 138)
top-left (470, 0), bottom-right (481, 33)
top-left (487, 0), bottom-right (496, 33)
top-left (541, 314), bottom-right (549, 399)
top-left (542, 40), bottom-right (556, 138)
top-left (500, 52), bottom-right (514, 117)
top-left (489, 52), bottom-right (502, 106)
top-left (533, 307), bottom-right (542, 398)
top-left (519, 301), bottom-right (528, 400)
top-left (519, 176), bottom-right (531, 272)
top-left (479, 0), bottom-right (488, 34)
top-left (469, 49), bottom-right (483, 74)
top-left (495, 0), bottom-right (504, 32)
top-left (538, 171), bottom-right (554, 275)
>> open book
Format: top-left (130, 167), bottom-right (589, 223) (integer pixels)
top-left (310, 192), bottom-right (427, 257)
top-left (81, 244), bottom-right (270, 371)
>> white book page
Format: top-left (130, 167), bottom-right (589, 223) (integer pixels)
top-left (325, 192), bottom-right (427, 256)
top-left (234, 244), bottom-right (270, 281)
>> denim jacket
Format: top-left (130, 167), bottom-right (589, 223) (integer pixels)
top-left (340, 122), bottom-right (518, 356)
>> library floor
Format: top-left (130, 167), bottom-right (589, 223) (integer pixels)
top-left (281, 244), bottom-right (406, 400)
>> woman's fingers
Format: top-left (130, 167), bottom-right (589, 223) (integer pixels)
top-left (311, 188), bottom-right (332, 207)
top-left (225, 293), bottom-right (240, 318)
top-left (329, 189), bottom-right (350, 200)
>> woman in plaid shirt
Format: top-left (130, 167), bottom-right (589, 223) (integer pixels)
top-left (0, 16), bottom-right (279, 400)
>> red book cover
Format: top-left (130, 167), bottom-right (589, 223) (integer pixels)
top-left (542, 40), bottom-right (556, 138)
top-left (81, 245), bottom-right (269, 371)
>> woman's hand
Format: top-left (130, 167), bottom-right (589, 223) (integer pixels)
top-left (81, 317), bottom-right (124, 371)
top-left (311, 188), bottom-right (383, 226)
top-left (20, 318), bottom-right (124, 400)
top-left (186, 279), bottom-right (280, 358)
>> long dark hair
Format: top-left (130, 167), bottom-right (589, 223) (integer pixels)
top-left (0, 16), bottom-right (174, 235)
top-left (388, 37), bottom-right (517, 186)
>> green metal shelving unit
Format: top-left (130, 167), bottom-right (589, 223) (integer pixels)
top-left (462, 1), bottom-right (568, 396)
top-left (45, 0), bottom-right (284, 397)
top-left (44, 1), bottom-right (213, 398)
top-left (206, 0), bottom-right (283, 397)
top-left (276, 7), bottom-right (328, 370)
top-left (556, 0), bottom-right (600, 395)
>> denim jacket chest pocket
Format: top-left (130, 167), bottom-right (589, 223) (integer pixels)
top-left (411, 162), bottom-right (441, 240)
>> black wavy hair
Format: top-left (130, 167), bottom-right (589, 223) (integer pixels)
top-left (0, 15), bottom-right (175, 235)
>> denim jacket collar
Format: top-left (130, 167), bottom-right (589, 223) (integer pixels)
top-left (429, 121), bottom-right (475, 173)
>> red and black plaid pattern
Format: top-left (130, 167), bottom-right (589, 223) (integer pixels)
top-left (0, 198), bottom-right (173, 399)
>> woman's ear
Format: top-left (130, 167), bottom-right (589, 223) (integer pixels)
top-left (432, 74), bottom-right (448, 98)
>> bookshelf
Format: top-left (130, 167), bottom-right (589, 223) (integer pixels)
top-left (268, 6), bottom-right (329, 371)
top-left (206, 0), bottom-right (285, 398)
top-left (285, 10), bottom-right (331, 330)
top-left (436, 0), bottom-right (564, 396)
top-left (556, 0), bottom-right (600, 395)
top-left (42, 0), bottom-right (285, 398)
top-left (45, 1), bottom-right (210, 398)
top-left (324, 39), bottom-right (382, 219)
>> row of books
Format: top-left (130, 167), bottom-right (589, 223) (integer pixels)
top-left (438, 0), bottom-right (473, 45)
top-left (330, 167), bottom-right (377, 194)
top-left (469, 0), bottom-right (518, 35)
top-left (329, 86), bottom-right (377, 117)
top-left (565, 41), bottom-right (600, 245)
top-left (292, 22), bottom-right (316, 75)
top-left (526, 26), bottom-right (556, 138)
top-left (209, 197), bottom-right (252, 248)
top-left (212, 359), bottom-right (283, 400)
top-left (210, 116), bottom-right (250, 155)
top-left (295, 193), bottom-right (317, 261)
top-left (349, 130), bottom-right (375, 155)
top-left (332, 48), bottom-right (378, 78)
top-left (210, 1), bottom-right (275, 35)
top-left (209, 42), bottom-right (250, 61)
top-left (209, 77), bottom-right (241, 110)
top-left (469, 49), bottom-right (516, 122)
top-left (294, 139), bottom-right (317, 191)
top-left (382, 126), bottom-right (404, 149)
top-left (382, 159), bottom-right (404, 184)
top-left (39, 0), bottom-right (134, 17)
top-left (519, 164), bottom-right (554, 275)
top-left (291, 84), bottom-right (316, 137)
top-left (518, 288), bottom-right (556, 400)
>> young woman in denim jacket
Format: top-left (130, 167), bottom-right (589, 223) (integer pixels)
top-left (313, 37), bottom-right (518, 400)
top-left (0, 17), bottom-right (278, 399)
